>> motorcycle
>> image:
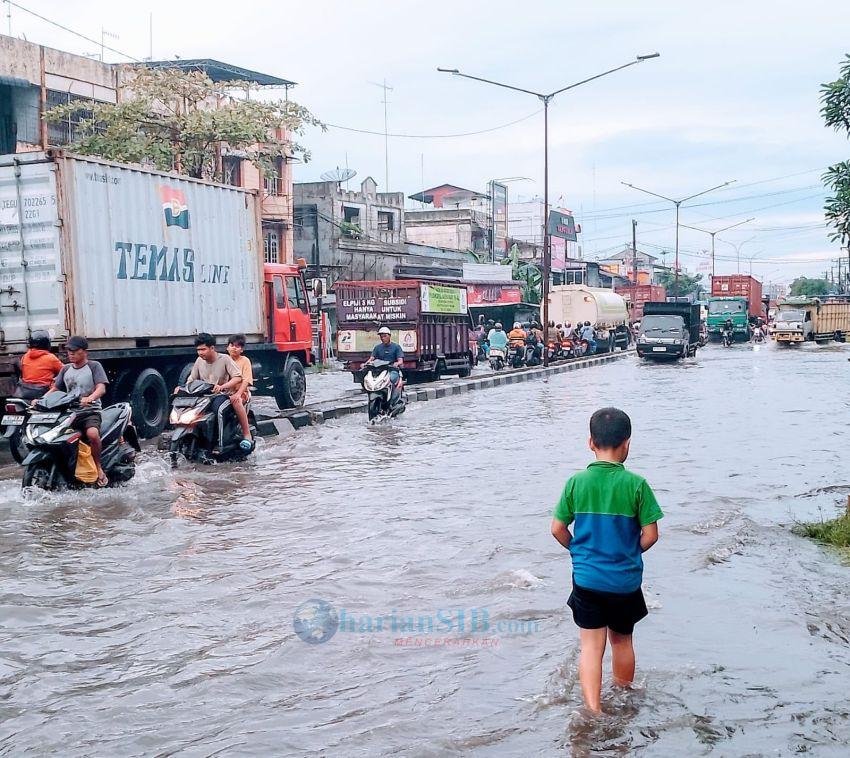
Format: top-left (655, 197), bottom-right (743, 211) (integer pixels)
top-left (546, 340), bottom-right (561, 363)
top-left (169, 381), bottom-right (257, 465)
top-left (507, 343), bottom-right (525, 368)
top-left (476, 341), bottom-right (488, 364)
top-left (488, 346), bottom-right (506, 371)
top-left (752, 327), bottom-right (766, 345)
top-left (2, 383), bottom-right (51, 464)
top-left (362, 360), bottom-right (406, 422)
top-left (722, 327), bottom-right (734, 348)
top-left (21, 391), bottom-right (140, 490)
top-left (524, 338), bottom-right (542, 367)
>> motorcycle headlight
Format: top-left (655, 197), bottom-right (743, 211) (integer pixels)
top-left (38, 417), bottom-right (73, 444)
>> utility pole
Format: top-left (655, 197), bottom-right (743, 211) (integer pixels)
top-left (370, 80), bottom-right (393, 191)
top-left (631, 220), bottom-right (638, 284)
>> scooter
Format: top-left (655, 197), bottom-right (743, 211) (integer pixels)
top-left (488, 346), bottom-right (506, 372)
top-left (21, 391), bottom-right (140, 490)
top-left (362, 360), bottom-right (406, 422)
top-left (524, 339), bottom-right (542, 367)
top-left (546, 340), bottom-right (561, 363)
top-left (2, 383), bottom-right (51, 464)
top-left (168, 381), bottom-right (256, 465)
top-left (561, 338), bottom-right (583, 359)
top-left (507, 343), bottom-right (525, 368)
top-left (722, 327), bottom-right (734, 347)
top-left (752, 327), bottom-right (766, 345)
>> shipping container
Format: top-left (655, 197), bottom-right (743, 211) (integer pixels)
top-left (614, 284), bottom-right (667, 321)
top-left (544, 285), bottom-right (630, 352)
top-left (335, 279), bottom-right (473, 380)
top-left (0, 150), bottom-right (313, 436)
top-left (710, 275), bottom-right (764, 319)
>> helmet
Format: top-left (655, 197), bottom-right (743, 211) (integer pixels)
top-left (378, 327), bottom-right (391, 336)
top-left (513, 322), bottom-right (521, 329)
top-left (28, 330), bottom-right (51, 350)
top-left (495, 322), bottom-right (502, 330)
top-left (565, 322), bottom-right (571, 328)
top-left (585, 321), bottom-right (591, 327)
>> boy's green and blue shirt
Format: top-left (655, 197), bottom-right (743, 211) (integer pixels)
top-left (554, 461), bottom-right (663, 594)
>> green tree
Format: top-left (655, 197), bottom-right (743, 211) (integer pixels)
top-left (655, 269), bottom-right (703, 298)
top-left (43, 67), bottom-right (323, 181)
top-left (502, 244), bottom-right (542, 303)
top-left (821, 54), bottom-right (850, 247)
top-left (789, 276), bottom-right (829, 297)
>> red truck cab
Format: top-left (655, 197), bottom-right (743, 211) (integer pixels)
top-left (264, 262), bottom-right (314, 364)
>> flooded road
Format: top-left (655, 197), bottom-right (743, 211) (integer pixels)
top-left (1, 342), bottom-right (850, 756)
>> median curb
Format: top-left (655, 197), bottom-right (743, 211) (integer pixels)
top-left (255, 349), bottom-right (633, 436)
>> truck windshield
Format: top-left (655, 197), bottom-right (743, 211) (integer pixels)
top-left (777, 310), bottom-right (804, 322)
top-left (641, 315), bottom-right (684, 333)
top-left (709, 300), bottom-right (745, 314)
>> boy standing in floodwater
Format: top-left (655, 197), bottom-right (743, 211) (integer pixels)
top-left (550, 407), bottom-right (663, 714)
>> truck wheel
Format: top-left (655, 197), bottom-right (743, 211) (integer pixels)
top-left (274, 357), bottom-right (306, 409)
top-left (130, 368), bottom-right (169, 439)
top-left (458, 359), bottom-right (471, 379)
top-left (177, 362), bottom-right (194, 389)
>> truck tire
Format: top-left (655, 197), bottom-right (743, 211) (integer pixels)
top-left (274, 357), bottom-right (306, 409)
top-left (130, 368), bottom-right (169, 439)
top-left (177, 362), bottom-right (194, 389)
top-left (458, 358), bottom-right (471, 379)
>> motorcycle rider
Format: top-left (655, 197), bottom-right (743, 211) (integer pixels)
top-left (528, 322), bottom-right (544, 362)
top-left (51, 336), bottom-right (109, 486)
top-left (14, 330), bottom-right (63, 400)
top-left (580, 321), bottom-right (597, 355)
top-left (508, 322), bottom-right (527, 346)
top-left (186, 333), bottom-right (252, 452)
top-left (365, 327), bottom-right (404, 401)
top-left (722, 317), bottom-right (734, 345)
top-left (226, 334), bottom-right (255, 450)
top-left (487, 322), bottom-right (508, 352)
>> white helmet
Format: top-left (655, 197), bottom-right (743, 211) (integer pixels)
top-left (378, 327), bottom-right (391, 335)
top-left (513, 322), bottom-right (521, 329)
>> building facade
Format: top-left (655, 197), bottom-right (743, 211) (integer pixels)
top-left (405, 184), bottom-right (492, 257)
top-left (0, 35), bottom-right (296, 262)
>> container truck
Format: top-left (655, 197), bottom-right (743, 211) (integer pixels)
top-left (635, 302), bottom-right (700, 360)
top-left (707, 275), bottom-right (764, 341)
top-left (0, 150), bottom-right (314, 438)
top-left (544, 285), bottom-right (630, 352)
top-left (615, 284), bottom-right (666, 322)
top-left (773, 297), bottom-right (850, 344)
top-left (335, 279), bottom-right (474, 380)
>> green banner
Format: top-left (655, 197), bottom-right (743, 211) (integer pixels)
top-left (420, 284), bottom-right (467, 314)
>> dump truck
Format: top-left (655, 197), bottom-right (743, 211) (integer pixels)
top-left (544, 285), bottom-right (630, 352)
top-left (774, 297), bottom-right (850, 344)
top-left (0, 150), bottom-right (314, 437)
top-left (335, 279), bottom-right (474, 380)
top-left (636, 302), bottom-right (701, 360)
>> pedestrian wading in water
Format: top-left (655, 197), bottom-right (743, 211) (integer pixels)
top-left (551, 407), bottom-right (663, 714)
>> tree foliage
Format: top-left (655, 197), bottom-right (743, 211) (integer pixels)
top-left (655, 268), bottom-right (703, 298)
top-left (502, 244), bottom-right (542, 303)
top-left (789, 276), bottom-right (829, 297)
top-left (821, 54), bottom-right (850, 247)
top-left (43, 68), bottom-right (324, 181)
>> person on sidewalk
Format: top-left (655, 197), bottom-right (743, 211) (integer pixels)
top-left (550, 407), bottom-right (663, 714)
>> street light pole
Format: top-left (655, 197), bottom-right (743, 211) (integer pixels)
top-left (718, 236), bottom-right (757, 275)
top-left (681, 217), bottom-right (755, 280)
top-left (440, 53), bottom-right (660, 365)
top-left (621, 179), bottom-right (735, 295)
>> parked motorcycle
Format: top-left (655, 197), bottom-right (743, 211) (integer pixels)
top-left (488, 346), bottom-right (506, 372)
top-left (2, 398), bottom-right (35, 464)
top-left (21, 391), bottom-right (140, 490)
top-left (362, 360), bottom-right (406, 422)
top-left (169, 381), bottom-right (256, 465)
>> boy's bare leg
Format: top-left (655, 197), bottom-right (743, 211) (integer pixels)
top-left (230, 395), bottom-right (252, 439)
top-left (578, 627), bottom-right (607, 713)
top-left (608, 630), bottom-right (635, 686)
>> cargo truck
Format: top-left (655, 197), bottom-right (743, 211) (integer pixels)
top-left (0, 150), bottom-right (313, 438)
top-left (635, 302), bottom-right (700, 360)
top-left (544, 285), bottom-right (630, 352)
top-left (335, 279), bottom-right (474, 381)
top-left (707, 275), bottom-right (764, 341)
top-left (774, 297), bottom-right (850, 344)
top-left (615, 284), bottom-right (667, 322)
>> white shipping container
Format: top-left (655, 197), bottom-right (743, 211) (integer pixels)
top-left (0, 151), bottom-right (265, 351)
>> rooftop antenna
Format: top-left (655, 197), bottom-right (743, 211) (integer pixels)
top-left (5, 0), bottom-right (11, 37)
top-left (101, 27), bottom-right (118, 62)
top-left (320, 167), bottom-right (357, 188)
top-left (369, 79), bottom-right (393, 190)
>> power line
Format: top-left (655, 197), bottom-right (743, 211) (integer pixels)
top-left (324, 109), bottom-right (543, 139)
top-left (7, 1), bottom-right (142, 61)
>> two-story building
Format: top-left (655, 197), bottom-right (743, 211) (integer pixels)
top-left (405, 184), bottom-right (492, 258)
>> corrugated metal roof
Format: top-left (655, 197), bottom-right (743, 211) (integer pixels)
top-left (141, 59), bottom-right (296, 88)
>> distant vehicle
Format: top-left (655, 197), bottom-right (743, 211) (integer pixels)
top-left (636, 303), bottom-right (700, 360)
top-left (773, 297), bottom-right (850, 345)
top-left (615, 284), bottom-right (667, 321)
top-left (707, 275), bottom-right (764, 342)
top-left (544, 285), bottom-right (630, 353)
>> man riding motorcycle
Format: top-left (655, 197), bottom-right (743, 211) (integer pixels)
top-left (364, 327), bottom-right (404, 398)
top-left (579, 321), bottom-right (597, 355)
top-left (487, 322), bottom-right (508, 352)
top-left (14, 331), bottom-right (63, 400)
top-left (508, 322), bottom-right (527, 347)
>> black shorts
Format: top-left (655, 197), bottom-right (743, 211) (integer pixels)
top-left (567, 580), bottom-right (648, 636)
top-left (71, 408), bottom-right (102, 433)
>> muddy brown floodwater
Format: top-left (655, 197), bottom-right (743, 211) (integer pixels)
top-left (1, 341), bottom-right (850, 756)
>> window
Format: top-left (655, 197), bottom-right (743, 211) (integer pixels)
top-left (564, 270), bottom-right (584, 285)
top-left (343, 206), bottom-right (361, 224)
top-left (273, 276), bottom-right (286, 308)
top-left (377, 211), bottom-right (395, 231)
top-left (45, 90), bottom-right (99, 146)
top-left (264, 230), bottom-right (279, 264)
top-left (285, 275), bottom-right (309, 313)
top-left (264, 157), bottom-right (285, 196)
top-left (222, 155), bottom-right (242, 186)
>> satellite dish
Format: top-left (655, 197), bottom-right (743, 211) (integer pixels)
top-left (320, 167), bottom-right (357, 183)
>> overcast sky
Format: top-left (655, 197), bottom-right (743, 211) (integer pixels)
top-left (15, 0), bottom-right (850, 284)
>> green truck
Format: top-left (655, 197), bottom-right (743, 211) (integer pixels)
top-left (706, 296), bottom-right (751, 341)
